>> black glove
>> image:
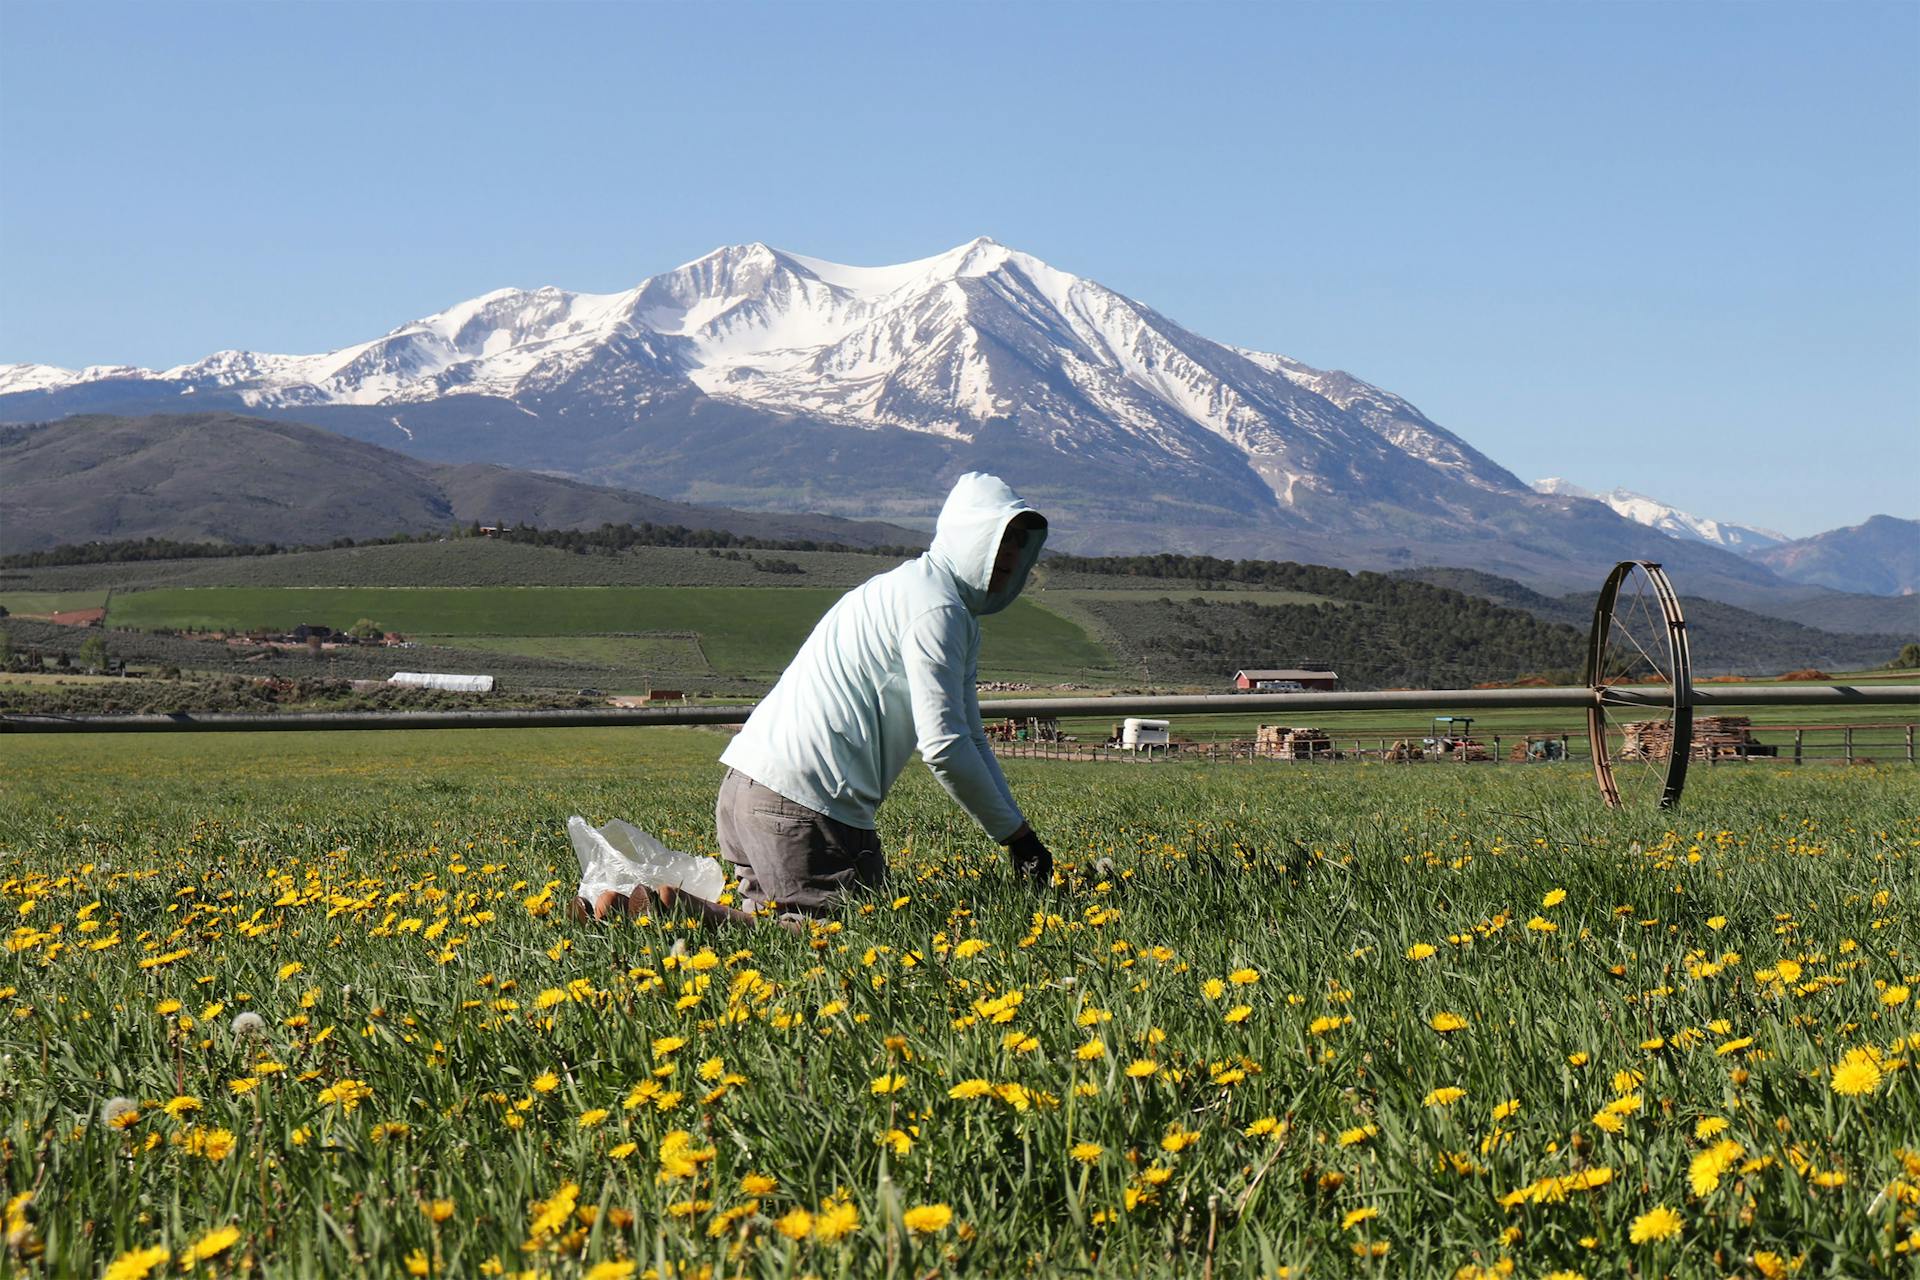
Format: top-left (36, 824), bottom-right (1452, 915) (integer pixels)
top-left (1006, 828), bottom-right (1054, 889)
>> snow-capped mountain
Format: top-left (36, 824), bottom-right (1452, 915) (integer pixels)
top-left (1, 239), bottom-right (1525, 512)
top-left (1531, 479), bottom-right (1790, 553)
top-left (0, 238), bottom-right (1802, 598)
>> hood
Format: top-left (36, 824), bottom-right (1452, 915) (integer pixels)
top-left (925, 472), bottom-right (1049, 616)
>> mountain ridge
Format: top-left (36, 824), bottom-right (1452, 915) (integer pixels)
top-left (0, 413), bottom-right (922, 555)
top-left (0, 239), bottom-right (1889, 603)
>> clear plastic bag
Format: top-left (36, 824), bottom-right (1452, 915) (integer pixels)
top-left (567, 816), bottom-right (727, 905)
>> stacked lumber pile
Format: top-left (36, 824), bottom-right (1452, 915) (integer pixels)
top-left (1258, 725), bottom-right (1334, 759)
top-left (1385, 739), bottom-right (1424, 762)
top-left (1621, 716), bottom-right (1757, 760)
top-left (1451, 740), bottom-right (1492, 762)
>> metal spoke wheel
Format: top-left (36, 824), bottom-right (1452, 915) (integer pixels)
top-left (1585, 561), bottom-right (1693, 809)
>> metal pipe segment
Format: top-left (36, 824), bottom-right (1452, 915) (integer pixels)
top-left (3, 685), bottom-right (1914, 734)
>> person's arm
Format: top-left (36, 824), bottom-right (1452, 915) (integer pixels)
top-left (904, 606), bottom-right (1026, 841)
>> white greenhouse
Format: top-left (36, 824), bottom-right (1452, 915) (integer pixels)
top-left (387, 672), bottom-right (495, 693)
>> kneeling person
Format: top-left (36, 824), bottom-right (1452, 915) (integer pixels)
top-left (720, 472), bottom-right (1054, 920)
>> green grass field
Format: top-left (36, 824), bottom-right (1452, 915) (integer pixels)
top-left (105, 587), bottom-right (1117, 683)
top-left (418, 634), bottom-right (718, 676)
top-left (2, 730), bottom-right (1915, 1277)
top-left (0, 589), bottom-right (109, 616)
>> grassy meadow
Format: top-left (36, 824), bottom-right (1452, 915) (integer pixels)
top-left (97, 586), bottom-right (1117, 685)
top-left (2, 729), bottom-right (1916, 1277)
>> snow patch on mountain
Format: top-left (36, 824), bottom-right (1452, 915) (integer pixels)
top-left (1533, 478), bottom-right (1789, 552)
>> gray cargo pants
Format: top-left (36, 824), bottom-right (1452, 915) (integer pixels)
top-left (714, 769), bottom-right (886, 918)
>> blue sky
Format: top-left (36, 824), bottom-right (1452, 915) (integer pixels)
top-left (3, 0), bottom-right (1914, 536)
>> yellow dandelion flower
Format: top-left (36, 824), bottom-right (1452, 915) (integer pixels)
top-left (869, 1073), bottom-right (907, 1094)
top-left (1526, 916), bottom-right (1557, 933)
top-left (1830, 1057), bottom-right (1882, 1096)
top-left (1125, 1059), bottom-right (1158, 1078)
top-left (1224, 1005), bottom-right (1252, 1024)
top-left (651, 1035), bottom-right (686, 1057)
top-left (1695, 1116), bottom-right (1730, 1140)
top-left (577, 1108), bottom-right (609, 1128)
top-left (1407, 942), bottom-right (1437, 960)
top-left (948, 1079), bottom-right (993, 1100)
top-left (102, 1244), bottom-right (172, 1280)
top-left (1338, 1124), bottom-right (1377, 1147)
top-left (1341, 1206), bottom-right (1380, 1229)
top-left (1070, 1141), bottom-right (1104, 1162)
top-left (1491, 1099), bottom-right (1520, 1122)
top-left (1201, 978), bottom-right (1226, 1000)
top-left (177, 1224), bottom-right (241, 1267)
top-left (1424, 1087), bottom-right (1465, 1108)
top-left (813, 1198), bottom-right (859, 1244)
top-left (1884, 985), bottom-right (1911, 1007)
top-left (1430, 1012), bottom-right (1468, 1033)
top-left (1706, 916), bottom-right (1727, 930)
top-left (1160, 1126), bottom-right (1199, 1152)
top-left (1229, 968), bottom-right (1260, 985)
top-left (902, 1203), bottom-right (952, 1234)
top-left (530, 1072), bottom-right (559, 1094)
top-left (1542, 888), bottom-right (1566, 908)
top-left (1628, 1205), bottom-right (1683, 1243)
top-left (740, 1173), bottom-right (778, 1195)
top-left (421, 1199), bottom-right (455, 1223)
top-left (1075, 1039), bottom-right (1106, 1061)
top-left (776, 1207), bottom-right (813, 1240)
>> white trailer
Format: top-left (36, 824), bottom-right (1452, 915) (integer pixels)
top-left (1120, 718), bottom-right (1171, 750)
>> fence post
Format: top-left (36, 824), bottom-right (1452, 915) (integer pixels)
top-left (1493, 734), bottom-right (1501, 763)
top-left (1844, 727), bottom-right (1853, 765)
top-left (1907, 724), bottom-right (1914, 765)
top-left (1793, 730), bottom-right (1803, 766)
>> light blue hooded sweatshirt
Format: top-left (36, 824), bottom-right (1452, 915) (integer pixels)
top-left (719, 472), bottom-right (1047, 842)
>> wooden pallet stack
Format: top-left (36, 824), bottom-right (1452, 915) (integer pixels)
top-left (1257, 725), bottom-right (1334, 759)
top-left (1621, 716), bottom-right (1757, 760)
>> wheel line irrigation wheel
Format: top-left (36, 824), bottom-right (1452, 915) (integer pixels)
top-left (1585, 560), bottom-right (1694, 810)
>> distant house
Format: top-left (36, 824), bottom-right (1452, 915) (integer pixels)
top-left (1233, 668), bottom-right (1339, 691)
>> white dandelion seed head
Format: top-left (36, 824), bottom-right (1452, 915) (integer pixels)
top-left (100, 1096), bottom-right (139, 1127)
top-left (230, 1011), bottom-right (267, 1036)
top-left (669, 939), bottom-right (688, 960)
top-left (1094, 857), bottom-right (1116, 878)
